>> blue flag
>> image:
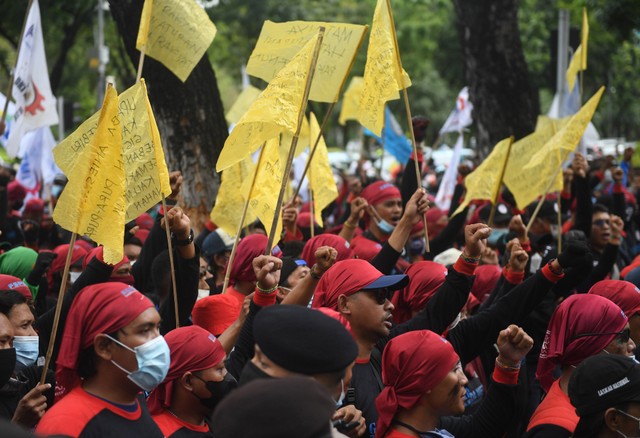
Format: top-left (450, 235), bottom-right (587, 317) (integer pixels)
top-left (363, 107), bottom-right (412, 164)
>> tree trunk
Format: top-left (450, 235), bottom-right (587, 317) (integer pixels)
top-left (452, 0), bottom-right (539, 154)
top-left (108, 0), bottom-right (227, 229)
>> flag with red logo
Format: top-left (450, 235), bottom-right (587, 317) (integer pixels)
top-left (439, 87), bottom-right (473, 135)
top-left (6, 0), bottom-right (59, 157)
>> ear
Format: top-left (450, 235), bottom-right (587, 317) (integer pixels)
top-left (180, 372), bottom-right (195, 391)
top-left (604, 407), bottom-right (622, 432)
top-left (337, 294), bottom-right (351, 315)
top-left (94, 334), bottom-right (115, 361)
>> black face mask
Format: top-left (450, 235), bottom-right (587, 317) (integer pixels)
top-left (0, 348), bottom-right (16, 387)
top-left (239, 360), bottom-right (273, 386)
top-left (205, 277), bottom-right (219, 293)
top-left (193, 373), bottom-right (238, 410)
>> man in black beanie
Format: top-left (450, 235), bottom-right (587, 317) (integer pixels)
top-left (569, 354), bottom-right (640, 438)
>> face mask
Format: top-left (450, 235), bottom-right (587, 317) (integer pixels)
top-left (615, 409), bottom-right (640, 438)
top-left (109, 275), bottom-right (135, 286)
top-left (107, 334), bottom-right (170, 392)
top-left (197, 289), bottom-right (210, 300)
top-left (205, 277), bottom-right (218, 292)
top-left (69, 271), bottom-right (82, 285)
top-left (239, 360), bottom-right (273, 386)
top-left (376, 218), bottom-right (396, 234)
top-left (0, 348), bottom-right (16, 387)
top-left (550, 224), bottom-right (559, 239)
top-left (487, 228), bottom-right (508, 247)
top-left (336, 379), bottom-right (345, 408)
top-left (448, 313), bottom-right (462, 331)
top-left (409, 237), bottom-right (425, 256)
top-left (14, 336), bottom-right (39, 368)
top-left (192, 373), bottom-right (238, 410)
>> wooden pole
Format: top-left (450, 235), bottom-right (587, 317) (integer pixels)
top-left (385, 0), bottom-right (430, 252)
top-left (161, 197), bottom-right (181, 328)
top-left (265, 28), bottom-right (326, 253)
top-left (40, 233), bottom-right (77, 384)
top-left (309, 188), bottom-right (315, 239)
top-left (487, 137), bottom-right (514, 227)
top-left (221, 147), bottom-right (266, 293)
top-left (1, 0), bottom-right (34, 126)
top-left (136, 46), bottom-right (146, 83)
top-left (290, 26), bottom-right (368, 203)
top-left (557, 191), bottom-right (563, 253)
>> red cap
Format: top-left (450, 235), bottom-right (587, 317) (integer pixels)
top-left (360, 181), bottom-right (401, 207)
top-left (589, 280), bottom-right (640, 319)
top-left (391, 261), bottom-right (447, 324)
top-left (300, 234), bottom-right (351, 267)
top-left (349, 235), bottom-right (383, 262)
top-left (135, 213), bottom-right (155, 230)
top-left (0, 275), bottom-right (32, 300)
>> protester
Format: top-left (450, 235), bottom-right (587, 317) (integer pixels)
top-left (200, 228), bottom-right (234, 292)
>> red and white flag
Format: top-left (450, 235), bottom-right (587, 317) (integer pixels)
top-left (6, 0), bottom-right (58, 157)
top-left (439, 87), bottom-right (473, 135)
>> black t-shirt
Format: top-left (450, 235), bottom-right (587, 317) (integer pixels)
top-left (350, 359), bottom-right (383, 438)
top-left (153, 410), bottom-right (214, 437)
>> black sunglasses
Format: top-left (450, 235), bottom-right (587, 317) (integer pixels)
top-left (363, 289), bottom-right (393, 305)
top-left (573, 328), bottom-right (631, 344)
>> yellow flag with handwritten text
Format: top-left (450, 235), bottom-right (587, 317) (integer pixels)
top-left (225, 85), bottom-right (262, 126)
top-left (210, 158), bottom-right (257, 236)
top-left (452, 137), bottom-right (513, 217)
top-left (339, 76), bottom-right (364, 125)
top-left (308, 112), bottom-right (338, 227)
top-left (246, 21), bottom-right (366, 103)
top-left (135, 0), bottom-right (216, 82)
top-left (357, 0), bottom-right (411, 136)
top-left (53, 85), bottom-right (126, 264)
top-left (504, 87), bottom-right (604, 209)
top-left (242, 138), bottom-right (284, 249)
top-left (217, 35), bottom-right (318, 172)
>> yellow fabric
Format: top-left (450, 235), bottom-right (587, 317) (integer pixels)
top-left (225, 85), bottom-right (262, 126)
top-left (217, 35), bottom-right (318, 172)
top-left (308, 112), bottom-right (338, 227)
top-left (504, 87), bottom-right (605, 209)
top-left (136, 0), bottom-right (153, 48)
top-left (210, 157), bottom-right (257, 236)
top-left (356, 0), bottom-right (411, 136)
top-left (53, 85), bottom-right (126, 264)
top-left (281, 115), bottom-right (310, 157)
top-left (135, 0), bottom-right (217, 82)
top-left (566, 45), bottom-right (583, 91)
top-left (452, 137), bottom-right (512, 217)
top-left (246, 20), bottom-right (366, 103)
top-left (242, 138), bottom-right (284, 249)
top-left (338, 76), bottom-right (364, 125)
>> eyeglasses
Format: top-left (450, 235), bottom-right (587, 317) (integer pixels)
top-left (364, 289), bottom-right (393, 305)
top-left (593, 219), bottom-right (611, 228)
top-left (573, 328), bottom-right (631, 344)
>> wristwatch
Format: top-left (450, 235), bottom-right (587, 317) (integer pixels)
top-left (172, 229), bottom-right (194, 246)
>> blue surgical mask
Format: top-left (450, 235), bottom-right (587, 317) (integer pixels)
top-left (376, 218), bottom-right (396, 234)
top-left (106, 334), bottom-right (170, 391)
top-left (13, 336), bottom-right (39, 369)
top-left (487, 228), bottom-right (508, 247)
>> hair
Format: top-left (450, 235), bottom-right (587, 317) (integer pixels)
top-left (0, 290), bottom-right (27, 316)
top-left (573, 403), bottom-right (629, 438)
top-left (593, 203), bottom-right (610, 215)
top-left (77, 330), bottom-right (120, 380)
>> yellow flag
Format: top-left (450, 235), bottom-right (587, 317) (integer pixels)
top-left (282, 115), bottom-right (311, 157)
top-left (135, 0), bottom-right (217, 82)
top-left (504, 87), bottom-right (605, 209)
top-left (356, 0), bottom-right (411, 136)
top-left (216, 35), bottom-right (318, 172)
top-left (53, 85), bottom-right (126, 264)
top-left (581, 8), bottom-right (589, 69)
top-left (566, 45), bottom-right (583, 91)
top-left (452, 137), bottom-right (513, 217)
top-left (136, 0), bottom-right (153, 48)
top-left (210, 158), bottom-right (257, 236)
top-left (338, 76), bottom-right (364, 125)
top-left (308, 112), bottom-right (338, 227)
top-left (243, 138), bottom-right (284, 249)
top-left (225, 85), bottom-right (262, 126)
top-left (246, 21), bottom-right (367, 103)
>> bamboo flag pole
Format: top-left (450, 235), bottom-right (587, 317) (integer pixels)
top-left (1, 0), bottom-right (34, 126)
top-left (487, 137), bottom-right (514, 227)
top-left (222, 147), bottom-right (266, 293)
top-left (290, 27), bottom-right (368, 203)
top-left (136, 47), bottom-right (147, 83)
top-left (525, 161), bottom-right (565, 235)
top-left (385, 0), bottom-right (430, 252)
top-left (40, 233), bottom-right (77, 384)
top-left (161, 197), bottom-right (180, 328)
top-left (265, 27), bottom-right (325, 253)
top-left (557, 191), bottom-right (563, 253)
top-left (309, 188), bottom-right (315, 239)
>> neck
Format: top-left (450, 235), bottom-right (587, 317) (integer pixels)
top-left (558, 366), bottom-right (574, 394)
top-left (169, 393), bottom-right (206, 427)
top-left (394, 404), bottom-right (439, 436)
top-left (369, 224), bottom-right (390, 243)
top-left (354, 335), bottom-right (376, 361)
top-left (83, 373), bottom-right (139, 405)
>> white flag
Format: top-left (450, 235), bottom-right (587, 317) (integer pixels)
top-left (17, 126), bottom-right (59, 190)
top-left (439, 87), bottom-right (473, 135)
top-left (6, 0), bottom-right (59, 157)
top-left (435, 133), bottom-right (464, 211)
top-left (0, 92), bottom-right (16, 148)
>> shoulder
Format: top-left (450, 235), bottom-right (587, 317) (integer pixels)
top-left (36, 388), bottom-right (103, 436)
top-left (153, 410), bottom-right (182, 437)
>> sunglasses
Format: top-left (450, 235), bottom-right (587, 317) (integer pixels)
top-left (573, 328), bottom-right (631, 344)
top-left (593, 219), bottom-right (611, 228)
top-left (364, 289), bottom-right (393, 305)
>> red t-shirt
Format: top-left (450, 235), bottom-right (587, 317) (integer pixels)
top-left (153, 409), bottom-right (211, 437)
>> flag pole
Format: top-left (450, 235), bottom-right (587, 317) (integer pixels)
top-left (487, 136), bottom-right (514, 227)
top-left (136, 46), bottom-right (147, 83)
top-left (40, 232), bottom-right (77, 384)
top-left (309, 188), bottom-right (315, 239)
top-left (221, 147), bottom-right (266, 293)
top-left (1, 0), bottom-right (34, 126)
top-left (385, 0), bottom-right (430, 252)
top-left (161, 197), bottom-right (181, 328)
top-left (266, 27), bottom-right (325, 253)
top-left (557, 191), bottom-right (562, 253)
top-left (289, 26), bottom-right (368, 203)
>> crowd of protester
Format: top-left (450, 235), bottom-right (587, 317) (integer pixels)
top-left (1, 118), bottom-right (640, 437)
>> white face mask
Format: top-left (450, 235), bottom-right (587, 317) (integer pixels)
top-left (336, 378), bottom-right (345, 408)
top-left (69, 271), bottom-right (82, 285)
top-left (13, 336), bottom-right (39, 368)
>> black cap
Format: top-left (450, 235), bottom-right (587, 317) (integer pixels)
top-left (211, 376), bottom-right (335, 438)
top-left (280, 257), bottom-right (307, 288)
top-left (253, 305), bottom-right (357, 375)
top-left (526, 200), bottom-right (557, 223)
top-left (201, 229), bottom-right (234, 261)
top-left (569, 355), bottom-right (640, 416)
top-left (479, 203), bottom-right (512, 225)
